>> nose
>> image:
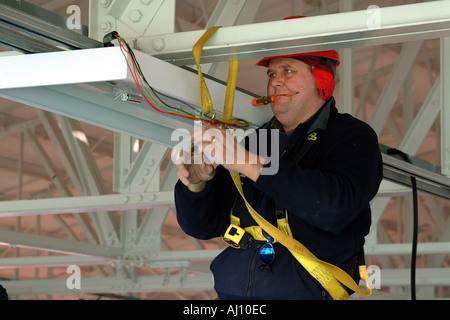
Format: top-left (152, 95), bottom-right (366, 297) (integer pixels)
top-left (269, 72), bottom-right (285, 88)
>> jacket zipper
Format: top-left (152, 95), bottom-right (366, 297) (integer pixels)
top-left (245, 243), bottom-right (261, 298)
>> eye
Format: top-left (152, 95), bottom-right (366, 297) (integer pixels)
top-left (267, 72), bottom-right (276, 79)
top-left (284, 68), bottom-right (294, 76)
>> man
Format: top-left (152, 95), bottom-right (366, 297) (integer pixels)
top-left (174, 22), bottom-right (383, 299)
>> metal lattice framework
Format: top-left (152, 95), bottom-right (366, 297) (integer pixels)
top-left (0, 0), bottom-right (449, 300)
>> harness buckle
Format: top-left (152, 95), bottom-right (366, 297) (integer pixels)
top-left (222, 224), bottom-right (252, 249)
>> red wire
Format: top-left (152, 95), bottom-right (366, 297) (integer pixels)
top-left (119, 41), bottom-right (206, 121)
top-left (118, 39), bottom-right (244, 128)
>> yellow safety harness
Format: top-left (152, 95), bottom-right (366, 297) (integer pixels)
top-left (193, 27), bottom-right (372, 300)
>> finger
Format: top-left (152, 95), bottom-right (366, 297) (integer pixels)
top-left (177, 168), bottom-right (191, 186)
top-left (199, 142), bottom-right (220, 165)
top-left (177, 164), bottom-right (190, 178)
top-left (203, 152), bottom-right (213, 165)
top-left (204, 163), bottom-right (215, 177)
top-left (188, 126), bottom-right (208, 146)
top-left (194, 163), bottom-right (215, 182)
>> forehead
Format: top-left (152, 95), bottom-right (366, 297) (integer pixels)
top-left (267, 57), bottom-right (309, 69)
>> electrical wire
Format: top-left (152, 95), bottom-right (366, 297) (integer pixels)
top-left (411, 173), bottom-right (418, 300)
top-left (106, 32), bottom-right (252, 128)
top-left (387, 148), bottom-right (418, 300)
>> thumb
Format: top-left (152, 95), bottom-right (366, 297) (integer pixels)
top-left (204, 163), bottom-right (215, 178)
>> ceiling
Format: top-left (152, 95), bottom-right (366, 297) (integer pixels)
top-left (0, 0), bottom-right (449, 300)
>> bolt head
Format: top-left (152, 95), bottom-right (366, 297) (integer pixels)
top-left (100, 0), bottom-right (111, 7)
top-left (129, 10), bottom-right (143, 23)
top-left (152, 38), bottom-right (166, 51)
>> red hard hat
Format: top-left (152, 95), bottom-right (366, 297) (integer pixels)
top-left (256, 49), bottom-right (340, 68)
top-left (256, 16), bottom-right (340, 68)
top-left (256, 16), bottom-right (340, 100)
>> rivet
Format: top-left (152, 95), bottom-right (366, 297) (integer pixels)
top-left (152, 38), bottom-right (166, 51)
top-left (129, 10), bottom-right (143, 23)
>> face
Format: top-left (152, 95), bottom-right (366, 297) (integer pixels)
top-left (266, 58), bottom-right (324, 132)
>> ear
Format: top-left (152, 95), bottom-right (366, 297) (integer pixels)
top-left (311, 67), bottom-right (335, 100)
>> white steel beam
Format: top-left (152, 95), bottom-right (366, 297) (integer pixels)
top-left (0, 47), bottom-right (127, 90)
top-left (206, 0), bottom-right (262, 29)
top-left (365, 242), bottom-right (450, 256)
top-left (24, 129), bottom-right (72, 197)
top-left (0, 255), bottom-right (108, 269)
top-left (426, 200), bottom-right (450, 268)
top-left (89, 0), bottom-right (175, 41)
top-left (0, 47), bottom-right (271, 146)
top-left (134, 162), bottom-right (179, 251)
top-left (113, 133), bottom-right (135, 193)
top-left (0, 191), bottom-right (174, 218)
top-left (368, 77), bottom-right (447, 243)
top-left (120, 209), bottom-right (139, 255)
top-left (203, 0), bottom-right (263, 79)
top-left (0, 84), bottom-right (190, 147)
top-left (369, 41), bottom-right (423, 135)
top-left (377, 268), bottom-right (450, 287)
top-left (2, 267), bottom-right (450, 296)
top-left (0, 249), bottom-right (222, 269)
top-left (36, 110), bottom-right (83, 192)
top-left (399, 77), bottom-right (441, 155)
top-left (134, 1), bottom-right (450, 65)
top-left (120, 142), bottom-right (168, 193)
top-left (441, 37), bottom-right (450, 176)
top-left (31, 111), bottom-right (99, 244)
top-left (2, 273), bottom-right (214, 296)
top-left (0, 229), bottom-right (121, 258)
top-left (56, 115), bottom-right (120, 247)
top-left (376, 180), bottom-right (411, 198)
top-left (0, 117), bottom-right (41, 139)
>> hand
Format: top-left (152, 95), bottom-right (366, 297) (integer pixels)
top-left (197, 126), bottom-right (265, 182)
top-left (175, 128), bottom-right (217, 192)
top-left (176, 155), bottom-right (216, 193)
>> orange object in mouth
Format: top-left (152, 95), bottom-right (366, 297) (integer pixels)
top-left (252, 92), bottom-right (299, 106)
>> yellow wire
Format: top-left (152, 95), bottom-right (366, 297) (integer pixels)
top-left (116, 35), bottom-right (252, 128)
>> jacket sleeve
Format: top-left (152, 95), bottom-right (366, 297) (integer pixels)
top-left (174, 166), bottom-right (237, 240)
top-left (254, 116), bottom-right (383, 234)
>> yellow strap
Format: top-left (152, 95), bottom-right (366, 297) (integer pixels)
top-left (193, 26), bottom-right (222, 116)
top-left (244, 225), bottom-right (348, 299)
top-left (230, 171), bottom-right (373, 300)
top-left (276, 216), bottom-right (293, 238)
top-left (192, 27), bottom-right (372, 300)
top-left (241, 216), bottom-right (290, 240)
top-left (223, 59), bottom-right (239, 121)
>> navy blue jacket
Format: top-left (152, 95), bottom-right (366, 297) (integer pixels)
top-left (0, 284), bottom-right (8, 300)
top-left (175, 98), bottom-right (383, 300)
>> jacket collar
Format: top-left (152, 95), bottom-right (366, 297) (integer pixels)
top-left (266, 97), bottom-right (335, 136)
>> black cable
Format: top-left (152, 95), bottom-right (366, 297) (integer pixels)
top-left (410, 171), bottom-right (418, 300)
top-left (387, 148), bottom-right (418, 300)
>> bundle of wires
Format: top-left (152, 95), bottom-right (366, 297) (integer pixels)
top-left (104, 32), bottom-right (252, 129)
